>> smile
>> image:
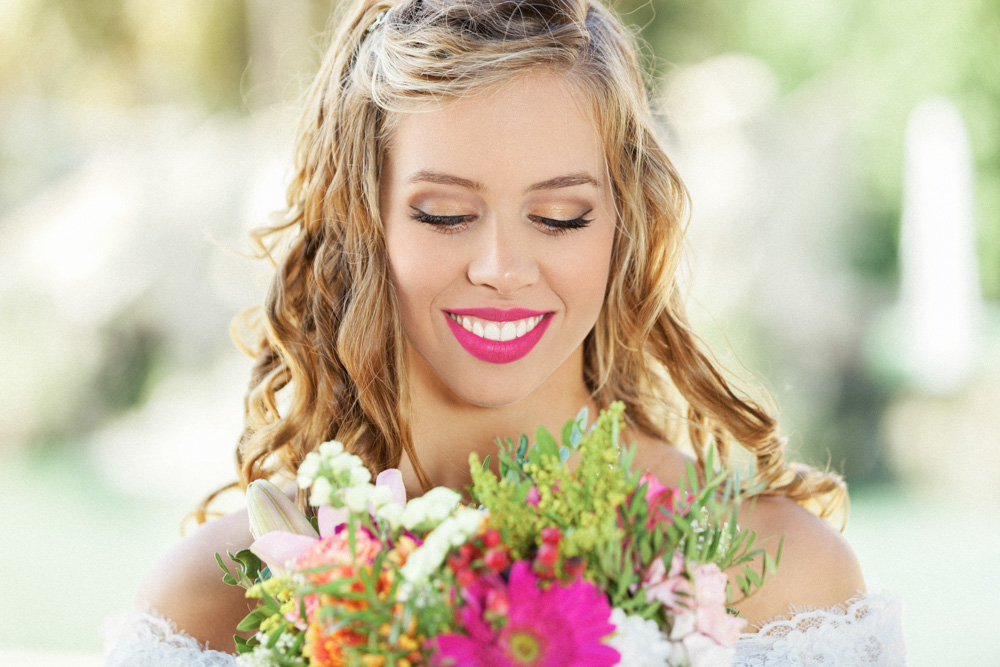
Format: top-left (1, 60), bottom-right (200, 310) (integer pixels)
top-left (446, 313), bottom-right (545, 341)
top-left (444, 308), bottom-right (553, 364)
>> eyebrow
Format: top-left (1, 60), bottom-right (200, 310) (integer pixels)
top-left (407, 169), bottom-right (600, 193)
top-left (527, 172), bottom-right (601, 192)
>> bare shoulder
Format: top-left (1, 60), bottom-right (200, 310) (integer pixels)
top-left (729, 495), bottom-right (865, 630)
top-left (135, 509), bottom-right (256, 654)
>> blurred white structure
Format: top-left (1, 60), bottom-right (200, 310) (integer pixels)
top-left (898, 97), bottom-right (981, 394)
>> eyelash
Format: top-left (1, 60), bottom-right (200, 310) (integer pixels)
top-left (409, 207), bottom-right (594, 234)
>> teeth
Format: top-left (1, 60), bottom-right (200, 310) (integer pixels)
top-left (449, 313), bottom-right (546, 342)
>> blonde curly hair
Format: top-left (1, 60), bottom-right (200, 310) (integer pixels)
top-left (199, 0), bottom-right (846, 523)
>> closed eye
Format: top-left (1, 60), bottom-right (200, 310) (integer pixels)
top-left (529, 209), bottom-right (594, 233)
top-left (409, 206), bottom-right (473, 229)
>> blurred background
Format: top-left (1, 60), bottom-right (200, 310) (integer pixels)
top-left (1, 0), bottom-right (996, 664)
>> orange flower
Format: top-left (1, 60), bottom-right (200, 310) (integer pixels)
top-left (295, 527), bottom-right (383, 585)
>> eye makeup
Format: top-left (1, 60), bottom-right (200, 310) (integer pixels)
top-left (409, 206), bottom-right (473, 227)
top-left (408, 206), bottom-right (594, 234)
top-left (528, 209), bottom-right (594, 233)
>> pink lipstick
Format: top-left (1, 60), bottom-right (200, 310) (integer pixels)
top-left (444, 308), bottom-right (552, 364)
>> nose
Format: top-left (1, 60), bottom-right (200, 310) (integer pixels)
top-left (466, 221), bottom-right (539, 295)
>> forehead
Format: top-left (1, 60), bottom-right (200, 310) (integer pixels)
top-left (382, 72), bottom-right (606, 189)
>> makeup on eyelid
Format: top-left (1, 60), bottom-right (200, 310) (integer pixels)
top-left (407, 198), bottom-right (596, 231)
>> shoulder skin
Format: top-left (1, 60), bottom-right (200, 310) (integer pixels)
top-left (135, 509), bottom-right (256, 654)
top-left (729, 495), bottom-right (865, 629)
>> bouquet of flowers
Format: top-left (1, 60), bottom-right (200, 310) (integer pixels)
top-left (220, 403), bottom-right (778, 666)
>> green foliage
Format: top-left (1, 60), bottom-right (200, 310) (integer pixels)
top-left (216, 549), bottom-right (301, 657)
top-left (472, 403), bottom-right (777, 618)
top-left (471, 404), bottom-right (632, 563)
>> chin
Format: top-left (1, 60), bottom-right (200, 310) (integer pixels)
top-left (442, 378), bottom-right (538, 409)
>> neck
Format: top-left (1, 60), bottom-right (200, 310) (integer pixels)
top-left (397, 346), bottom-right (598, 497)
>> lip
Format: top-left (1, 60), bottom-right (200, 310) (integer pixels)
top-left (444, 308), bottom-right (553, 364)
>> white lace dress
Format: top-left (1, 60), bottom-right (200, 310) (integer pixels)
top-left (733, 591), bottom-right (905, 666)
top-left (103, 591), bottom-right (905, 666)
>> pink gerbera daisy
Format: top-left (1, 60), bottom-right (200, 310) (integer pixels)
top-left (434, 561), bottom-right (620, 666)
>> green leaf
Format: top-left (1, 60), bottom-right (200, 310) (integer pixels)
top-left (571, 407), bottom-right (588, 447)
top-left (482, 454), bottom-right (491, 471)
top-left (215, 553), bottom-right (238, 587)
top-left (535, 425), bottom-right (559, 459)
top-left (516, 434), bottom-right (529, 461)
top-left (763, 553), bottom-right (778, 577)
top-left (233, 634), bottom-right (256, 654)
top-left (236, 607), bottom-right (269, 632)
top-left (231, 549), bottom-right (263, 583)
top-left (561, 418), bottom-right (575, 449)
top-left (215, 552), bottom-right (228, 575)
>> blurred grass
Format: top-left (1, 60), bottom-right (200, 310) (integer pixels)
top-left (0, 444), bottom-right (182, 652)
top-left (849, 483), bottom-right (996, 665)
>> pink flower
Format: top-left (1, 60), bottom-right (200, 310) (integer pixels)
top-left (640, 473), bottom-right (688, 529)
top-left (670, 611), bottom-right (736, 667)
top-left (433, 561), bottom-right (620, 666)
top-left (645, 557), bottom-right (745, 648)
top-left (691, 564), bottom-right (745, 645)
top-left (642, 551), bottom-right (689, 610)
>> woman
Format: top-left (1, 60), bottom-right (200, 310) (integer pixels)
top-left (106, 0), bottom-right (905, 663)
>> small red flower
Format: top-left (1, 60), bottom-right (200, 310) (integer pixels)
top-left (482, 529), bottom-right (503, 548)
top-left (540, 526), bottom-right (562, 546)
top-left (535, 544), bottom-right (559, 567)
top-left (484, 548), bottom-right (511, 573)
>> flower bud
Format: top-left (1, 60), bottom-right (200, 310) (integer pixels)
top-left (246, 479), bottom-right (317, 540)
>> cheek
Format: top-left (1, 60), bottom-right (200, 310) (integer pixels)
top-left (386, 226), bottom-right (453, 321)
top-left (551, 226), bottom-right (615, 317)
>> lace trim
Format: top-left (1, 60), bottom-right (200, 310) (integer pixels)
top-left (746, 588), bottom-right (865, 632)
top-left (102, 608), bottom-right (238, 667)
top-left (734, 590), bottom-right (906, 666)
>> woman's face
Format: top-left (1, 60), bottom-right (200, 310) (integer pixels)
top-left (381, 72), bottom-right (616, 407)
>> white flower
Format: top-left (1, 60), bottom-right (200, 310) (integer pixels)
top-left (309, 476), bottom-right (334, 506)
top-left (606, 608), bottom-right (677, 666)
top-left (235, 644), bottom-right (279, 666)
top-left (400, 506), bottom-right (486, 586)
top-left (318, 439), bottom-right (345, 458)
top-left (297, 452), bottom-right (321, 488)
top-left (369, 484), bottom-right (394, 509)
top-left (669, 610), bottom-right (735, 667)
top-left (670, 610), bottom-right (696, 641)
top-left (401, 487), bottom-right (462, 532)
top-left (349, 464), bottom-right (372, 486)
top-left (679, 633), bottom-right (735, 667)
top-left (375, 501), bottom-right (404, 530)
top-left (329, 451), bottom-right (365, 476)
top-left (343, 483), bottom-right (377, 513)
